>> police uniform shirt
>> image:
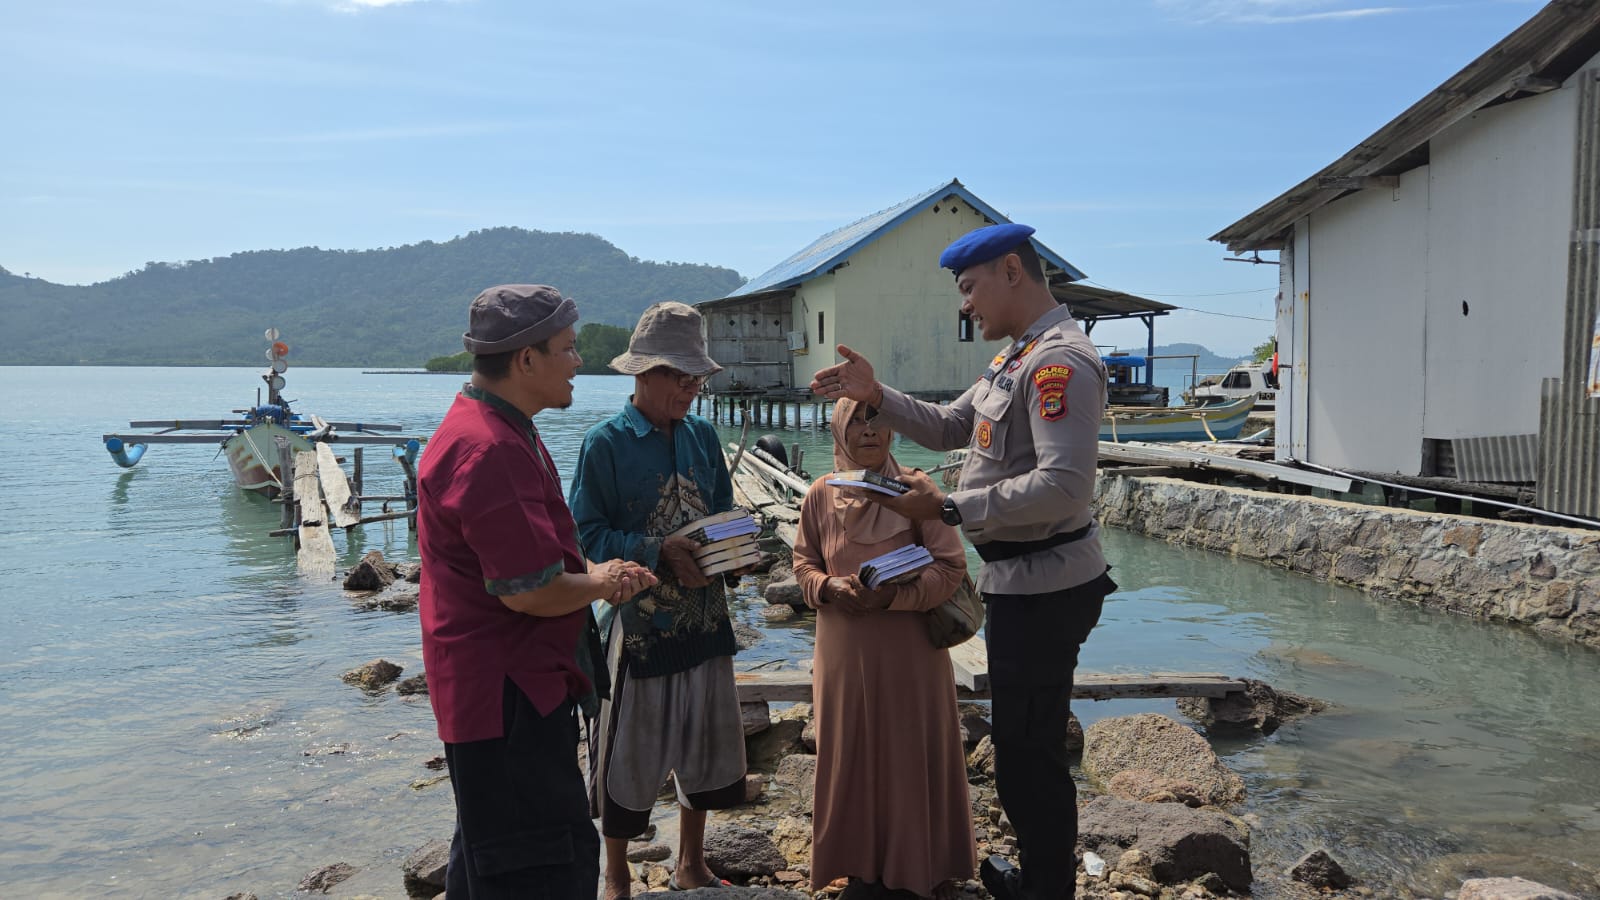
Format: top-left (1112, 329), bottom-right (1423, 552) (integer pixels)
top-left (875, 303), bottom-right (1108, 595)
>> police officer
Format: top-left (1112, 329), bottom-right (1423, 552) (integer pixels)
top-left (810, 223), bottom-right (1115, 900)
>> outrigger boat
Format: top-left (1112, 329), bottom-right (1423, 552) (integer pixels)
top-left (102, 330), bottom-right (424, 498)
top-left (1100, 395), bottom-right (1256, 443)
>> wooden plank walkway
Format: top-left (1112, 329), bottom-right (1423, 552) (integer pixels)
top-left (315, 443), bottom-right (360, 529)
top-left (736, 664), bottom-right (1244, 703)
top-left (293, 450), bottom-right (337, 575)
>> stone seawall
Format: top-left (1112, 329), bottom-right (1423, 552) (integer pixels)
top-left (1092, 476), bottom-right (1600, 648)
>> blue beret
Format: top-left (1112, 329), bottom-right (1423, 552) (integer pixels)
top-left (939, 223), bottom-right (1037, 275)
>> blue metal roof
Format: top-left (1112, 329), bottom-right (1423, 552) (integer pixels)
top-left (723, 179), bottom-right (1087, 299)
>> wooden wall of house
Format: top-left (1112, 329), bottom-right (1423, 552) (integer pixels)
top-left (703, 295), bottom-right (792, 391)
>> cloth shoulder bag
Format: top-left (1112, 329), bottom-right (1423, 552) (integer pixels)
top-left (911, 518), bottom-right (984, 649)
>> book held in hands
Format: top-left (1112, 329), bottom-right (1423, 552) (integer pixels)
top-left (825, 469), bottom-right (910, 496)
top-left (668, 509), bottom-right (762, 576)
top-left (858, 543), bottom-right (934, 589)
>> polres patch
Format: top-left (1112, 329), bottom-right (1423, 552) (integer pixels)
top-left (976, 420), bottom-right (993, 449)
top-left (1034, 365), bottom-right (1071, 421)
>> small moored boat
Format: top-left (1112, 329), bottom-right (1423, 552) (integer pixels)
top-left (102, 330), bottom-right (424, 497)
top-left (1100, 396), bottom-right (1255, 443)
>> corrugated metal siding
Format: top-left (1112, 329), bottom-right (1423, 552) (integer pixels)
top-left (1537, 67), bottom-right (1600, 518)
top-left (1452, 434), bottom-right (1539, 483)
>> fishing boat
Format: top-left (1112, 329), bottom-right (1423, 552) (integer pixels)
top-left (102, 330), bottom-right (424, 497)
top-left (1184, 361), bottom-right (1278, 412)
top-left (1100, 396), bottom-right (1255, 443)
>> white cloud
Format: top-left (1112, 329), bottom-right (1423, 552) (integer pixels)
top-left (1157, 0), bottom-right (1417, 24)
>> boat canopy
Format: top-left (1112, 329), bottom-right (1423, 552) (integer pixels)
top-left (1102, 356), bottom-right (1147, 368)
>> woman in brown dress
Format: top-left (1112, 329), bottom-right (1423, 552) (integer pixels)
top-left (793, 397), bottom-right (976, 899)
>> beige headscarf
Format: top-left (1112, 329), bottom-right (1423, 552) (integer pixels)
top-left (829, 397), bottom-right (912, 545)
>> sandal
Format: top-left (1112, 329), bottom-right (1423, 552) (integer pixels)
top-left (668, 874), bottom-right (730, 890)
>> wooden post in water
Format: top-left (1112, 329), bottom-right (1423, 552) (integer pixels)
top-left (278, 441), bottom-right (295, 531)
top-left (778, 400), bottom-right (787, 428)
top-left (352, 447), bottom-right (364, 498)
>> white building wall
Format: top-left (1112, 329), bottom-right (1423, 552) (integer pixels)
top-left (1286, 75), bottom-right (1581, 473)
top-left (1302, 168), bottom-right (1431, 473)
top-left (1420, 86), bottom-right (1577, 439)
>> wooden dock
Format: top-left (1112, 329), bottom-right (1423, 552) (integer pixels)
top-left (734, 656), bottom-right (1247, 704)
top-left (272, 446), bottom-right (420, 574)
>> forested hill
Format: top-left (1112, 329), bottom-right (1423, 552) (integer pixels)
top-left (0, 229), bottom-right (744, 366)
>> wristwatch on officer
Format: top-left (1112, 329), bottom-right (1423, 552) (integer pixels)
top-left (939, 495), bottom-right (963, 526)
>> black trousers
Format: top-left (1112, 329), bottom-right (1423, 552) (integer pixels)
top-left (985, 571), bottom-right (1114, 900)
top-left (443, 681), bottom-right (601, 899)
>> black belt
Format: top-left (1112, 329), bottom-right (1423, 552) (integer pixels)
top-left (974, 522), bottom-right (1095, 563)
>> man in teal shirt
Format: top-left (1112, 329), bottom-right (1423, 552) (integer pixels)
top-left (569, 301), bottom-right (747, 900)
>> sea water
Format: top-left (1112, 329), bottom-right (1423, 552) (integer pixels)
top-left (0, 367), bottom-right (1596, 898)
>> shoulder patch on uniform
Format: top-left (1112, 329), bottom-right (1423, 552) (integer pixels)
top-left (1034, 365), bottom-right (1072, 421)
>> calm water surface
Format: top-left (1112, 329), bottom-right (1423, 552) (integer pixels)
top-left (1, 367), bottom-right (1596, 899)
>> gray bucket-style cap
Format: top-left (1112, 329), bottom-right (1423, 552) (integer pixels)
top-left (610, 301), bottom-right (723, 376)
top-left (462, 284), bottom-right (579, 354)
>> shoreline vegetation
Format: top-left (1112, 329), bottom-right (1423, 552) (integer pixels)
top-left (423, 323), bottom-right (633, 374)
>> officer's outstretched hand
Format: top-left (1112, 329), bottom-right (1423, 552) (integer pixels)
top-left (810, 344), bottom-right (879, 403)
top-left (862, 468), bottom-right (944, 521)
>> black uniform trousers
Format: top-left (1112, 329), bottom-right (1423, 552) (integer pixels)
top-left (442, 680), bottom-right (601, 899)
top-left (984, 571), bottom-right (1114, 900)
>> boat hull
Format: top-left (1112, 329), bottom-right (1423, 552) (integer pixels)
top-left (1100, 397), bottom-right (1255, 443)
top-left (224, 424), bottom-right (313, 496)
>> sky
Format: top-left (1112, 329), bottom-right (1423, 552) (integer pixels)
top-left (0, 0), bottom-right (1549, 356)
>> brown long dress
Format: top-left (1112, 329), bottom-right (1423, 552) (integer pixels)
top-left (792, 398), bottom-right (976, 896)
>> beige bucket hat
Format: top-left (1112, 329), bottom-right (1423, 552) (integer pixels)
top-left (609, 301), bottom-right (724, 377)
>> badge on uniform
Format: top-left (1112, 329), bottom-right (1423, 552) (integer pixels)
top-left (1005, 338), bottom-right (1039, 373)
top-left (976, 420), bottom-right (993, 449)
top-left (1034, 365), bottom-right (1072, 421)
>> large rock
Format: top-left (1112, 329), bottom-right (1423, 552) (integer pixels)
top-left (1176, 678), bottom-right (1326, 734)
top-left (741, 701), bottom-right (772, 736)
top-left (1077, 795), bottom-right (1251, 891)
top-left (763, 577), bottom-right (803, 607)
top-left (760, 604), bottom-right (797, 622)
top-left (745, 719), bottom-right (805, 773)
top-left (297, 862), bottom-right (357, 893)
top-left (344, 550), bottom-right (399, 591)
top-left (968, 735), bottom-right (997, 779)
top-left (1105, 769), bottom-right (1206, 807)
top-left (1286, 848), bottom-right (1352, 889)
top-left (358, 581), bottom-right (420, 613)
top-left (1083, 713), bottom-right (1246, 806)
top-left (703, 822), bottom-right (787, 879)
top-left (1458, 877), bottom-right (1581, 900)
top-left (402, 839), bottom-right (449, 896)
top-left (733, 622), bottom-right (764, 651)
top-left (772, 815), bottom-right (813, 867)
top-left (396, 673), bottom-right (429, 696)
top-left (342, 659), bottom-right (403, 690)
top-left (774, 753), bottom-right (817, 809)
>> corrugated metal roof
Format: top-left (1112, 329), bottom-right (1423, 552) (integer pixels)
top-left (724, 179), bottom-right (1087, 299)
top-left (1212, 0), bottom-right (1600, 252)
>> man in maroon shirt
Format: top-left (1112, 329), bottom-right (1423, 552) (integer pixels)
top-left (418, 283), bottom-right (656, 898)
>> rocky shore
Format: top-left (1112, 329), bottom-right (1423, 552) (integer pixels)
top-left (262, 551), bottom-right (1592, 900)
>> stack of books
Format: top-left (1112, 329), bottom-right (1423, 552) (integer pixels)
top-left (668, 509), bottom-right (763, 576)
top-left (858, 544), bottom-right (934, 589)
top-left (825, 469), bottom-right (910, 496)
